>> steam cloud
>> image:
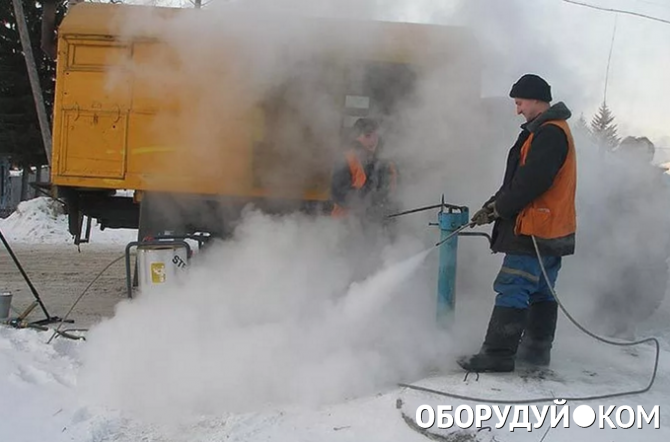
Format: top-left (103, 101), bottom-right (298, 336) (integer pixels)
top-left (77, 0), bottom-right (669, 427)
top-left (79, 211), bottom-right (453, 423)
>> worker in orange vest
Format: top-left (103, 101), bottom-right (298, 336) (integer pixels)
top-left (458, 74), bottom-right (577, 373)
top-left (330, 118), bottom-right (398, 223)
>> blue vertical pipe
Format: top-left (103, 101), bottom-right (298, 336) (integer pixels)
top-left (436, 208), bottom-right (469, 327)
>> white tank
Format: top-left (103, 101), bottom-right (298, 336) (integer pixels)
top-left (136, 244), bottom-right (189, 292)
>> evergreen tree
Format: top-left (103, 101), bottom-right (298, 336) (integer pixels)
top-left (574, 112), bottom-right (590, 138)
top-left (590, 101), bottom-right (620, 151)
top-left (0, 0), bottom-right (65, 169)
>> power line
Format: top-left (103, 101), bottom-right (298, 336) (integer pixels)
top-left (603, 14), bottom-right (618, 104)
top-left (563, 0), bottom-right (670, 24)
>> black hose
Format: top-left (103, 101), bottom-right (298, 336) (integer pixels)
top-left (47, 255), bottom-right (125, 344)
top-left (398, 235), bottom-right (661, 404)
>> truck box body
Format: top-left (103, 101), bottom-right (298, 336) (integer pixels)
top-left (50, 3), bottom-right (480, 238)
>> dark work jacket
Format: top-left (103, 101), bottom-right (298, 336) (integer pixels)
top-left (330, 141), bottom-right (396, 218)
top-left (487, 102), bottom-right (576, 257)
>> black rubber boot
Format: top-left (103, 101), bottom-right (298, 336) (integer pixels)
top-left (517, 301), bottom-right (558, 366)
top-left (457, 306), bottom-right (528, 373)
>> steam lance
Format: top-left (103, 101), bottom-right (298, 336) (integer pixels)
top-left (388, 196), bottom-right (491, 327)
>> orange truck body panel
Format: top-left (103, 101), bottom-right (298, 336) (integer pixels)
top-left (51, 3), bottom-right (479, 203)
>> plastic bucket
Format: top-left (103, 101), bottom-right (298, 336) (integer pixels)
top-left (0, 292), bottom-right (12, 320)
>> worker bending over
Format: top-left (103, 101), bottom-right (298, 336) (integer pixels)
top-left (459, 74), bottom-right (577, 373)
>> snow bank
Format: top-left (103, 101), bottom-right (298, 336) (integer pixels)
top-left (0, 197), bottom-right (137, 245)
top-left (0, 197), bottom-right (72, 243)
top-left (0, 328), bottom-right (81, 442)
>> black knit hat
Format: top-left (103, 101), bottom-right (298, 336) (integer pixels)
top-left (352, 118), bottom-right (379, 137)
top-left (509, 74), bottom-right (552, 102)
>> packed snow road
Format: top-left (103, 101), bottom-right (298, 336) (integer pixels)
top-left (0, 244), bottom-right (130, 328)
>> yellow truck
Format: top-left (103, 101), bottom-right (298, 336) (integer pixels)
top-left (49, 3), bottom-right (480, 242)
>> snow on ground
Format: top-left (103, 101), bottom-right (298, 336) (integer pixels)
top-left (0, 323), bottom-right (415, 442)
top-left (1, 313), bottom-right (669, 441)
top-left (0, 197), bottom-right (137, 245)
top-left (1, 208), bottom-right (670, 441)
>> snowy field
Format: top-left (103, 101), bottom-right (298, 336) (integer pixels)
top-left (1, 197), bottom-right (670, 441)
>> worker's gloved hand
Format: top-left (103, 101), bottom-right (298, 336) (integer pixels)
top-left (471, 207), bottom-right (492, 225)
top-left (471, 202), bottom-right (498, 226)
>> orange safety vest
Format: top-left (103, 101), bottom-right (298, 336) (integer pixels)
top-left (514, 119), bottom-right (577, 239)
top-left (387, 161), bottom-right (398, 192)
top-left (331, 151), bottom-right (398, 218)
top-left (331, 151), bottom-right (366, 218)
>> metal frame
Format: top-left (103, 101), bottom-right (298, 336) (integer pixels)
top-left (458, 231), bottom-right (492, 246)
top-left (387, 196), bottom-right (493, 327)
top-left (0, 227), bottom-right (72, 326)
top-left (435, 205), bottom-right (469, 327)
top-left (146, 233), bottom-right (211, 250)
top-left (124, 240), bottom-right (192, 299)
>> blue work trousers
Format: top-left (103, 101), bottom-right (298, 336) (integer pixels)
top-left (493, 254), bottom-right (562, 309)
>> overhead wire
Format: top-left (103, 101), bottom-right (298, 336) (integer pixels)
top-left (563, 0), bottom-right (670, 25)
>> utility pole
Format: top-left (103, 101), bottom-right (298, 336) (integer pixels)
top-left (11, 0), bottom-right (53, 168)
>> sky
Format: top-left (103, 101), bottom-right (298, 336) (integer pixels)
top-left (466, 0), bottom-right (670, 148)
